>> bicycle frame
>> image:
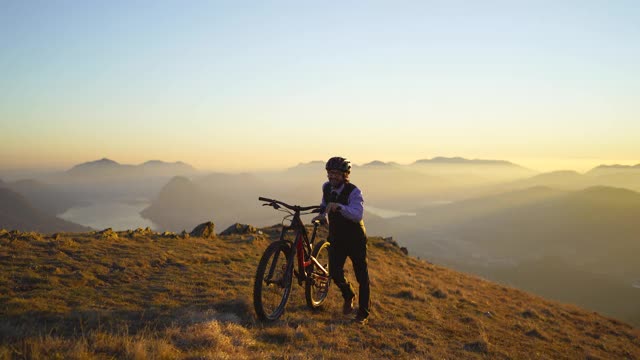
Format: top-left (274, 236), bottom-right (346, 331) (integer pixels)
top-left (279, 211), bottom-right (327, 285)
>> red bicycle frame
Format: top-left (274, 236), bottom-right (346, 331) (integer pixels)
top-left (259, 196), bottom-right (325, 286)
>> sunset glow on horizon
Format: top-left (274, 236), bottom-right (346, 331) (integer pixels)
top-left (2, 1), bottom-right (638, 174)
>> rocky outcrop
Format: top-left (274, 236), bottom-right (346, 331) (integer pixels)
top-left (98, 228), bottom-right (118, 240)
top-left (190, 222), bottom-right (216, 239)
top-left (384, 236), bottom-right (399, 247)
top-left (220, 223), bottom-right (257, 236)
top-left (0, 229), bottom-right (43, 242)
top-left (127, 227), bottom-right (154, 238)
top-left (161, 231), bottom-right (178, 238)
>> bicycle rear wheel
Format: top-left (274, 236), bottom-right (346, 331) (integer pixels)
top-left (254, 241), bottom-right (292, 321)
top-left (305, 240), bottom-right (331, 309)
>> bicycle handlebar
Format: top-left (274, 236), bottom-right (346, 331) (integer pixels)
top-left (259, 197), bottom-right (322, 213)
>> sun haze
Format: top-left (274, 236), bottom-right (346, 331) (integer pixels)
top-left (1, 1), bottom-right (638, 172)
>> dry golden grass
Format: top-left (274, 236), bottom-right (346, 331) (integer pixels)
top-left (0, 225), bottom-right (639, 359)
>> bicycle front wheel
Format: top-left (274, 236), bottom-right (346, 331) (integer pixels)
top-left (254, 241), bottom-right (292, 321)
top-left (305, 240), bottom-right (331, 309)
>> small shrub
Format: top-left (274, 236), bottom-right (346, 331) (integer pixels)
top-left (525, 328), bottom-right (547, 340)
top-left (431, 289), bottom-right (447, 299)
top-left (463, 340), bottom-right (489, 353)
top-left (402, 340), bottom-right (418, 353)
top-left (395, 289), bottom-right (424, 301)
top-left (521, 309), bottom-right (539, 319)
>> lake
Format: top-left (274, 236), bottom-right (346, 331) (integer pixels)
top-left (58, 201), bottom-right (157, 231)
top-left (366, 205), bottom-right (416, 219)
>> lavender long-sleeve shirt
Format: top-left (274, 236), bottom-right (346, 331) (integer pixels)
top-left (319, 181), bottom-right (364, 223)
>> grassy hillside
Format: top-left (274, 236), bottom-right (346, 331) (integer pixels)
top-left (0, 226), bottom-right (638, 359)
top-left (373, 186), bottom-right (640, 327)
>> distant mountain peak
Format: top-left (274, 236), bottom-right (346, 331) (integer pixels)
top-left (86, 158), bottom-right (119, 166)
top-left (67, 159), bottom-right (196, 176)
top-left (586, 163), bottom-right (640, 175)
top-left (297, 160), bottom-right (324, 166)
top-left (592, 164), bottom-right (632, 170)
top-left (413, 157), bottom-right (516, 166)
top-left (433, 156), bottom-right (466, 162)
top-left (141, 160), bottom-right (194, 169)
top-left (143, 160), bottom-right (167, 165)
top-left (362, 160), bottom-right (391, 167)
top-left (602, 164), bottom-right (627, 168)
top-left (68, 158), bottom-right (120, 172)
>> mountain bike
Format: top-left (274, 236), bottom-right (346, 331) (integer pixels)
top-left (253, 197), bottom-right (331, 321)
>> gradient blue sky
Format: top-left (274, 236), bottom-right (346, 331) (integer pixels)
top-left (1, 1), bottom-right (639, 172)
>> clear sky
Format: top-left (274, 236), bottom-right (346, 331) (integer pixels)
top-left (1, 1), bottom-right (639, 173)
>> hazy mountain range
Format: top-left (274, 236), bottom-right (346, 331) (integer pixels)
top-left (2, 156), bottom-right (640, 325)
top-left (0, 159), bottom-right (199, 232)
top-left (3, 156), bottom-right (640, 231)
top-left (0, 187), bottom-right (90, 233)
top-left (137, 157), bottom-right (538, 231)
top-left (2, 179), bottom-right (86, 216)
top-left (66, 158), bottom-right (197, 179)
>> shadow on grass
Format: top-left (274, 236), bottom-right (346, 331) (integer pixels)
top-left (0, 298), bottom-right (254, 343)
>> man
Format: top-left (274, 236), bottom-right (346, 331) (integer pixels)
top-left (313, 156), bottom-right (370, 325)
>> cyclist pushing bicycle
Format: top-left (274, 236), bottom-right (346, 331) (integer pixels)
top-left (312, 156), bottom-right (370, 325)
top-left (254, 156), bottom-right (370, 325)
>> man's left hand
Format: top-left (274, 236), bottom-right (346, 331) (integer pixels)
top-left (326, 202), bottom-right (341, 213)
